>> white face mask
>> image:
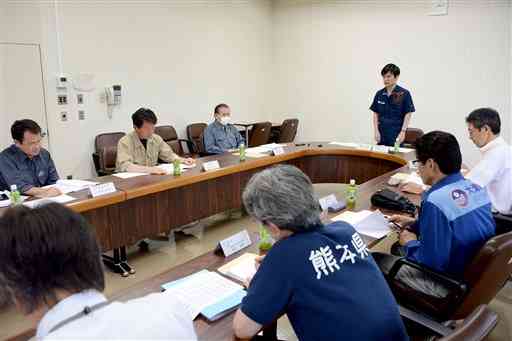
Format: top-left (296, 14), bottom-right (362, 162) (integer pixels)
top-left (219, 116), bottom-right (231, 125)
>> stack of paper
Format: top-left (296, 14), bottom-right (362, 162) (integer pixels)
top-left (45, 179), bottom-right (99, 194)
top-left (398, 146), bottom-right (415, 153)
top-left (23, 194), bottom-right (76, 209)
top-left (157, 163), bottom-right (196, 174)
top-left (404, 172), bottom-right (424, 186)
top-left (113, 172), bottom-right (148, 179)
top-left (218, 253), bottom-right (258, 283)
top-left (161, 270), bottom-right (246, 321)
top-left (332, 209), bottom-right (390, 239)
top-left (0, 191), bottom-right (11, 208)
top-left (328, 142), bottom-right (359, 148)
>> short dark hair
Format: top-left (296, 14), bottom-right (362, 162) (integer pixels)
top-left (11, 119), bottom-right (41, 143)
top-left (381, 63), bottom-right (400, 77)
top-left (214, 103), bottom-right (229, 114)
top-left (466, 108), bottom-right (501, 135)
top-left (0, 203), bottom-right (105, 314)
top-left (415, 131), bottom-right (462, 175)
top-left (132, 108), bottom-right (157, 128)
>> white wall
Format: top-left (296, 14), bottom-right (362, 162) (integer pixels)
top-left (271, 0), bottom-right (511, 167)
top-left (7, 0), bottom-right (273, 179)
top-left (0, 1), bottom-right (7, 147)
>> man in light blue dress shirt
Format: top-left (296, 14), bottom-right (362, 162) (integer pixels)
top-left (203, 103), bottom-right (245, 154)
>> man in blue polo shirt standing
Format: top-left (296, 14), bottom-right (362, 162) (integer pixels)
top-left (370, 64), bottom-right (415, 146)
top-left (375, 131), bottom-right (495, 295)
top-left (233, 165), bottom-right (408, 341)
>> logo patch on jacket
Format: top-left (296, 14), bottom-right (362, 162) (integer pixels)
top-left (451, 189), bottom-right (468, 207)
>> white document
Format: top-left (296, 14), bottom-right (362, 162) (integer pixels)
top-left (332, 209), bottom-right (390, 239)
top-left (0, 191), bottom-right (11, 207)
top-left (157, 163), bottom-right (196, 174)
top-left (218, 253), bottom-right (259, 283)
top-left (245, 143), bottom-right (286, 156)
top-left (23, 194), bottom-right (76, 209)
top-left (319, 194), bottom-right (339, 211)
top-left (404, 172), bottom-right (424, 186)
top-left (244, 151), bottom-right (268, 158)
top-left (398, 147), bottom-right (415, 153)
top-left (45, 179), bottom-right (99, 194)
top-left (256, 143), bottom-right (286, 152)
top-left (162, 270), bottom-right (244, 319)
top-left (328, 142), bottom-right (359, 148)
top-left (113, 172), bottom-right (148, 179)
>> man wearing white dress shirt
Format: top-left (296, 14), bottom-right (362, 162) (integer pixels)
top-left (466, 108), bottom-right (512, 234)
top-left (0, 203), bottom-right (197, 340)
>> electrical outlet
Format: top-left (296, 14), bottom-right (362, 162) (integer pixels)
top-left (60, 111), bottom-right (68, 122)
top-left (57, 94), bottom-right (68, 105)
top-left (78, 110), bottom-right (85, 120)
top-left (77, 94), bottom-right (84, 104)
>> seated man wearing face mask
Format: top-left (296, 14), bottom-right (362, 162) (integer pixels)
top-left (203, 103), bottom-right (245, 154)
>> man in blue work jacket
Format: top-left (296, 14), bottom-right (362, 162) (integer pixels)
top-left (374, 131), bottom-right (495, 297)
top-left (370, 64), bottom-right (415, 146)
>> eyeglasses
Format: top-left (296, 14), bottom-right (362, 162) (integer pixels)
top-left (411, 160), bottom-right (425, 169)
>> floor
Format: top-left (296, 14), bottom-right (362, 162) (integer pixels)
top-left (0, 184), bottom-right (510, 340)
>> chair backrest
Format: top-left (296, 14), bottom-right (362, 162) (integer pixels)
top-left (455, 232), bottom-right (512, 318)
top-left (187, 123), bottom-right (207, 154)
top-left (403, 128), bottom-right (424, 147)
top-left (440, 305), bottom-right (498, 341)
top-left (94, 132), bottom-right (125, 172)
top-left (278, 119), bottom-right (299, 143)
top-left (249, 122), bottom-right (272, 147)
top-left (154, 125), bottom-right (182, 155)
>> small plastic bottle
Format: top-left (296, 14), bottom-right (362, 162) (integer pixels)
top-left (239, 143), bottom-right (246, 162)
top-left (346, 179), bottom-right (358, 210)
top-left (173, 158), bottom-right (182, 176)
top-left (9, 184), bottom-right (21, 206)
top-left (393, 137), bottom-right (400, 153)
top-left (258, 226), bottom-right (273, 253)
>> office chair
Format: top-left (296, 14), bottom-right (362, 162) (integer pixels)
top-left (92, 132), bottom-right (125, 176)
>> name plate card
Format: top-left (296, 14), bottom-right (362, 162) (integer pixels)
top-left (89, 182), bottom-right (116, 198)
top-left (217, 230), bottom-right (252, 257)
top-left (203, 160), bottom-right (221, 172)
top-left (272, 146), bottom-right (285, 156)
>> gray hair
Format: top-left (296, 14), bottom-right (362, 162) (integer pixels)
top-left (242, 165), bottom-right (322, 232)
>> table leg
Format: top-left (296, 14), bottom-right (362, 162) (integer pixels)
top-left (120, 246), bottom-right (136, 275)
top-left (102, 248), bottom-right (129, 277)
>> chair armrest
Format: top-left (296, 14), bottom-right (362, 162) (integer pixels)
top-left (399, 305), bottom-right (454, 337)
top-left (388, 257), bottom-right (468, 310)
top-left (389, 258), bottom-right (467, 292)
top-left (443, 305), bottom-right (498, 341)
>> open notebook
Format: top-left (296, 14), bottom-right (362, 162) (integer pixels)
top-left (161, 270), bottom-right (246, 322)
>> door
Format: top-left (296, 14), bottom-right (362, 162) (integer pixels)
top-left (0, 43), bottom-right (49, 149)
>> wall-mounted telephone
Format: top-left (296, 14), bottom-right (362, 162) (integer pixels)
top-left (105, 85), bottom-right (122, 105)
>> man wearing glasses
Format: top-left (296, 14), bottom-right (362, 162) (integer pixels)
top-left (374, 131), bottom-right (495, 296)
top-left (466, 108), bottom-right (512, 234)
top-left (203, 103), bottom-right (245, 154)
top-left (0, 119), bottom-right (61, 197)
